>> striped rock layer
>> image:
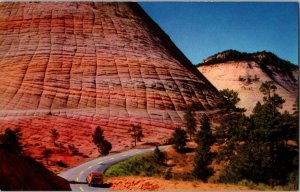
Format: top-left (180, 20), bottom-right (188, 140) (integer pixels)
top-left (0, 2), bottom-right (219, 157)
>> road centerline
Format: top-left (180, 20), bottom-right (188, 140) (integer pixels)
top-left (60, 145), bottom-right (169, 191)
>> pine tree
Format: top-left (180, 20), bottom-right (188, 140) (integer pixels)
top-left (41, 148), bottom-right (52, 165)
top-left (219, 141), bottom-right (270, 184)
top-left (93, 126), bottom-right (105, 145)
top-left (184, 106), bottom-right (196, 140)
top-left (217, 89), bottom-right (245, 113)
top-left (0, 128), bottom-right (23, 154)
top-left (292, 97), bottom-right (299, 145)
top-left (195, 115), bottom-right (215, 146)
top-left (292, 96), bottom-right (298, 117)
top-left (99, 139), bottom-right (112, 156)
top-left (218, 82), bottom-right (298, 187)
top-left (255, 81), bottom-right (285, 187)
top-left (50, 129), bottom-right (59, 146)
top-left (92, 126), bottom-right (112, 156)
top-left (215, 89), bottom-right (247, 162)
top-left (171, 127), bottom-right (187, 152)
top-left (193, 115), bottom-right (215, 182)
top-left (153, 145), bottom-right (165, 163)
top-left (128, 124), bottom-right (144, 147)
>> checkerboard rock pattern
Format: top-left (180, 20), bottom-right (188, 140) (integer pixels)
top-left (0, 2), bottom-right (219, 157)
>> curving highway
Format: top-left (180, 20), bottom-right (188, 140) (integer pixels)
top-left (59, 146), bottom-right (168, 191)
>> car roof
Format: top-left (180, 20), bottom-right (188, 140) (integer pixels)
top-left (89, 172), bottom-right (103, 176)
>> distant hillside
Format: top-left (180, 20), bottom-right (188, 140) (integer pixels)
top-left (197, 49), bottom-right (297, 69)
top-left (0, 148), bottom-right (71, 191)
top-left (197, 50), bottom-right (298, 114)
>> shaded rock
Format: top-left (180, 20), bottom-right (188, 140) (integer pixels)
top-left (0, 148), bottom-right (71, 191)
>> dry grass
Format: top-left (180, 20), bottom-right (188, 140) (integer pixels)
top-left (107, 176), bottom-right (250, 190)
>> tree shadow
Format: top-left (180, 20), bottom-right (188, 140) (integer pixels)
top-left (179, 147), bottom-right (195, 153)
top-left (89, 183), bottom-right (112, 188)
top-left (69, 181), bottom-right (88, 184)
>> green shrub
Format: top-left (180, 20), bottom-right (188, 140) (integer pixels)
top-left (104, 153), bottom-right (162, 177)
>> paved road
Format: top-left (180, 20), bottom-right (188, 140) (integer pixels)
top-left (59, 146), bottom-right (168, 191)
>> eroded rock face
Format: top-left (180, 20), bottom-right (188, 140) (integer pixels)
top-left (198, 50), bottom-right (298, 115)
top-left (0, 2), bottom-right (219, 161)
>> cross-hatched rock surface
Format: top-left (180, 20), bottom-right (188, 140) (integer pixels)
top-left (198, 50), bottom-right (298, 115)
top-left (0, 2), bottom-right (219, 162)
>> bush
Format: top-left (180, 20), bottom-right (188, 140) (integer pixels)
top-left (164, 168), bottom-right (173, 180)
top-left (55, 160), bottom-right (68, 168)
top-left (67, 144), bottom-right (79, 156)
top-left (104, 153), bottom-right (162, 177)
top-left (238, 179), bottom-right (269, 190)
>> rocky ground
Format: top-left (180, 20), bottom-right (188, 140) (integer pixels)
top-left (102, 142), bottom-right (241, 190)
top-left (106, 176), bottom-right (249, 190)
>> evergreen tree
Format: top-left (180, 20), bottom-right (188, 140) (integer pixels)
top-left (184, 106), bottom-right (196, 140)
top-left (259, 81), bottom-right (277, 99)
top-left (195, 115), bottom-right (215, 146)
top-left (99, 139), bottom-right (112, 156)
top-left (171, 127), bottom-right (187, 152)
top-left (217, 89), bottom-right (245, 113)
top-left (41, 148), bottom-right (52, 165)
top-left (218, 82), bottom-right (298, 187)
top-left (292, 97), bottom-right (299, 145)
top-left (50, 129), bottom-right (59, 146)
top-left (93, 126), bottom-right (105, 145)
top-left (92, 126), bottom-right (112, 156)
top-left (128, 124), bottom-right (144, 147)
top-left (193, 115), bottom-right (215, 182)
top-left (288, 98), bottom-right (299, 189)
top-left (215, 89), bottom-right (247, 162)
top-left (219, 141), bottom-right (270, 184)
top-left (0, 128), bottom-right (23, 154)
top-left (292, 95), bottom-right (299, 117)
top-left (254, 81), bottom-right (285, 187)
top-left (153, 145), bottom-right (165, 163)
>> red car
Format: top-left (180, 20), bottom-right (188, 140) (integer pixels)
top-left (86, 172), bottom-right (104, 186)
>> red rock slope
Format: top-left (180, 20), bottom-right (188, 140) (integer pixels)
top-left (0, 2), bottom-right (219, 160)
top-left (198, 50), bottom-right (298, 115)
top-left (0, 148), bottom-right (71, 190)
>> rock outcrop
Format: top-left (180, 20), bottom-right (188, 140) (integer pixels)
top-left (198, 50), bottom-right (298, 114)
top-left (0, 2), bottom-right (219, 162)
top-left (0, 148), bottom-right (71, 190)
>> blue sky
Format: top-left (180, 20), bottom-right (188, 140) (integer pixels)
top-left (139, 2), bottom-right (298, 65)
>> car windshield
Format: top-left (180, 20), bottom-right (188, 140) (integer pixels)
top-left (92, 178), bottom-right (102, 183)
